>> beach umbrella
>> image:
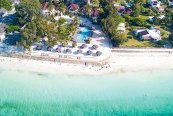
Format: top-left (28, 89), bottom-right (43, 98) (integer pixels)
top-left (72, 41), bottom-right (77, 48)
top-left (77, 49), bottom-right (83, 54)
top-left (56, 47), bottom-right (62, 53)
top-left (96, 51), bottom-right (102, 56)
top-left (62, 42), bottom-right (68, 47)
top-left (85, 38), bottom-right (92, 44)
top-left (87, 50), bottom-right (93, 55)
top-left (36, 45), bottom-right (42, 50)
top-left (80, 44), bottom-right (87, 49)
top-left (47, 46), bottom-right (52, 51)
top-left (66, 49), bottom-right (72, 54)
top-left (92, 44), bottom-right (98, 50)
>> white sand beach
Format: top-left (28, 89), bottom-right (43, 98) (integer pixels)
top-left (1, 49), bottom-right (173, 75)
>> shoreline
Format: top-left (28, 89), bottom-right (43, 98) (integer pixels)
top-left (0, 49), bottom-right (173, 75)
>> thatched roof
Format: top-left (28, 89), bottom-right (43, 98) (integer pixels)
top-left (92, 44), bottom-right (98, 49)
top-left (77, 49), bottom-right (83, 54)
top-left (80, 44), bottom-right (87, 49)
top-left (36, 45), bottom-right (42, 50)
top-left (87, 50), bottom-right (93, 55)
top-left (56, 47), bottom-right (62, 53)
top-left (96, 51), bottom-right (102, 56)
top-left (47, 46), bottom-right (52, 51)
top-left (62, 42), bottom-right (68, 47)
top-left (66, 48), bottom-right (72, 54)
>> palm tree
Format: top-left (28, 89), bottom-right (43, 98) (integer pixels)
top-left (85, 4), bottom-right (92, 17)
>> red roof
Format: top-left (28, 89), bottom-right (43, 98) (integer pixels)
top-left (115, 6), bottom-right (125, 12)
top-left (41, 2), bottom-right (49, 10)
top-left (91, 9), bottom-right (99, 17)
top-left (125, 8), bottom-right (132, 15)
top-left (68, 3), bottom-right (79, 11)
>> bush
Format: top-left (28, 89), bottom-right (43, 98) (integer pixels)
top-left (85, 39), bottom-right (91, 44)
top-left (131, 18), bottom-right (147, 26)
top-left (145, 24), bottom-right (151, 29)
top-left (160, 25), bottom-right (167, 30)
top-left (6, 25), bottom-right (20, 33)
top-left (72, 42), bottom-right (77, 48)
top-left (155, 40), bottom-right (165, 47)
top-left (127, 35), bottom-right (133, 39)
top-left (58, 18), bottom-right (66, 24)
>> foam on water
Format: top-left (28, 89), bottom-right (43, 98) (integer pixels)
top-left (0, 67), bottom-right (173, 115)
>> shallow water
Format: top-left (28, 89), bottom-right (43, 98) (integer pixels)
top-left (0, 67), bottom-right (173, 115)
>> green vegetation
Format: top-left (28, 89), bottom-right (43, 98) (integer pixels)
top-left (14, 0), bottom-right (79, 50)
top-left (0, 0), bottom-right (12, 10)
top-left (72, 41), bottom-right (77, 48)
top-left (169, 33), bottom-right (173, 46)
top-left (6, 25), bottom-right (20, 33)
top-left (58, 18), bottom-right (66, 24)
top-left (120, 39), bottom-right (154, 47)
top-left (15, 0), bottom-right (41, 26)
top-left (7, 0), bottom-right (173, 48)
top-left (99, 0), bottom-right (127, 47)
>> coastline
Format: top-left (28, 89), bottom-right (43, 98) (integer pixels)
top-left (0, 49), bottom-right (173, 75)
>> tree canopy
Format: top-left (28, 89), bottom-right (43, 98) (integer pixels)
top-left (0, 0), bottom-right (12, 10)
top-left (15, 0), bottom-right (41, 26)
top-left (15, 0), bottom-right (79, 50)
top-left (100, 0), bottom-right (126, 47)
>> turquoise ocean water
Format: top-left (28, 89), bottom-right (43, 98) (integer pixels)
top-left (0, 67), bottom-right (173, 116)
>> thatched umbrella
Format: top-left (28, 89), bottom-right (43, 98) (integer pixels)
top-left (36, 45), bottom-right (42, 50)
top-left (77, 49), bottom-right (83, 54)
top-left (92, 44), bottom-right (98, 50)
top-left (62, 42), bottom-right (68, 47)
top-left (80, 44), bottom-right (87, 49)
top-left (47, 46), bottom-right (52, 51)
top-left (66, 48), bottom-right (72, 54)
top-left (85, 38), bottom-right (92, 44)
top-left (56, 47), bottom-right (62, 53)
top-left (96, 51), bottom-right (102, 56)
top-left (87, 50), bottom-right (93, 55)
top-left (72, 41), bottom-right (77, 48)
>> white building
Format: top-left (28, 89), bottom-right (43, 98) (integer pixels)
top-left (148, 0), bottom-right (161, 7)
top-left (149, 15), bottom-right (165, 22)
top-left (0, 23), bottom-right (6, 42)
top-left (135, 28), bottom-right (161, 41)
top-left (117, 23), bottom-right (125, 33)
top-left (0, 33), bottom-right (5, 42)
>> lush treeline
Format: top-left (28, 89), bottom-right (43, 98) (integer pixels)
top-left (14, 0), bottom-right (78, 50)
top-left (98, 0), bottom-right (127, 47)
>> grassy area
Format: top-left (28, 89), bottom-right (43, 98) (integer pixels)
top-left (120, 30), bottom-right (162, 48)
top-left (120, 38), bottom-right (155, 47)
top-left (139, 15), bottom-right (149, 21)
top-left (155, 26), bottom-right (170, 39)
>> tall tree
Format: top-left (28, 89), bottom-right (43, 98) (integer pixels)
top-left (0, 0), bottom-right (12, 10)
top-left (16, 0), bottom-right (41, 26)
top-left (132, 3), bottom-right (141, 17)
